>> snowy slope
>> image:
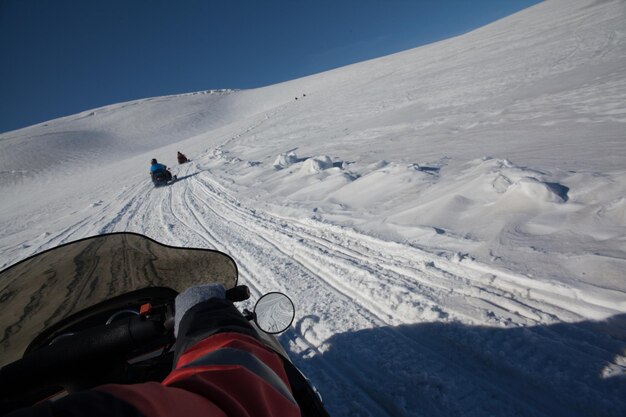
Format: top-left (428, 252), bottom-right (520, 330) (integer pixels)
top-left (1, 0), bottom-right (626, 416)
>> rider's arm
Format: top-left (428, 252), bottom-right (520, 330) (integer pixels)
top-left (9, 286), bottom-right (300, 417)
top-left (99, 292), bottom-right (300, 417)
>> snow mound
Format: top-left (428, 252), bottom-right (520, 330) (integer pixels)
top-left (273, 151), bottom-right (300, 169)
top-left (300, 156), bottom-right (334, 174)
top-left (385, 157), bottom-right (573, 241)
top-left (599, 197), bottom-right (626, 224)
top-left (481, 158), bottom-right (569, 205)
top-left (367, 160), bottom-right (389, 170)
top-left (446, 158), bottom-right (570, 206)
top-left (502, 177), bottom-right (568, 204)
top-left (327, 162), bottom-right (437, 209)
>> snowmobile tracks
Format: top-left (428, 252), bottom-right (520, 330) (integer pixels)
top-left (190, 175), bottom-right (576, 327)
top-left (85, 166), bottom-right (624, 417)
top-left (181, 174), bottom-right (624, 417)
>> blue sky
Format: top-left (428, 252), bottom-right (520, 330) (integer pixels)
top-left (0, 0), bottom-right (540, 134)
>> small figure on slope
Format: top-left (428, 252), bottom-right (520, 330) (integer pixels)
top-left (177, 151), bottom-right (189, 164)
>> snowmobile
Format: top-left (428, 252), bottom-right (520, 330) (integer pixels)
top-left (0, 232), bottom-right (329, 416)
top-left (177, 152), bottom-right (190, 164)
top-left (152, 170), bottom-right (177, 187)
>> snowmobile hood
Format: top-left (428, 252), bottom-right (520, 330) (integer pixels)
top-left (0, 232), bottom-right (238, 367)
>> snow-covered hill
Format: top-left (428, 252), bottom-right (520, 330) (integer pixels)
top-left (1, 0), bottom-right (625, 415)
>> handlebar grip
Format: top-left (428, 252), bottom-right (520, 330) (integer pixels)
top-left (0, 316), bottom-right (163, 397)
top-left (225, 285), bottom-right (250, 302)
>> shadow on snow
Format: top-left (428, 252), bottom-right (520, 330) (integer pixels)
top-left (284, 314), bottom-right (626, 417)
top-left (175, 172), bottom-right (201, 182)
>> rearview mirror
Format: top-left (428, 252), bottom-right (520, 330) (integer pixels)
top-left (254, 292), bottom-right (295, 334)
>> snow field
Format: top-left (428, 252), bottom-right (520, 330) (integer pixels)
top-left (1, 0), bottom-right (626, 415)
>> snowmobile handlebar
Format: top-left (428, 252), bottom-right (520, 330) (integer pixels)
top-left (0, 314), bottom-right (165, 398)
top-left (0, 285), bottom-right (251, 404)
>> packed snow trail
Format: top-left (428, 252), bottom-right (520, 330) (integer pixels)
top-left (73, 160), bottom-right (625, 417)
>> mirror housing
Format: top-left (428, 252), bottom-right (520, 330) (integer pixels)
top-left (253, 292), bottom-right (295, 334)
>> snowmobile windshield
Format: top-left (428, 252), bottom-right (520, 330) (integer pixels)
top-left (0, 232), bottom-right (238, 367)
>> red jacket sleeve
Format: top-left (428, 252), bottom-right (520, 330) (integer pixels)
top-left (7, 299), bottom-right (300, 417)
top-left (98, 332), bottom-right (300, 417)
top-left (97, 298), bottom-right (302, 417)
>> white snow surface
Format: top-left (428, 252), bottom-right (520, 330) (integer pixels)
top-left (2, 0), bottom-right (626, 415)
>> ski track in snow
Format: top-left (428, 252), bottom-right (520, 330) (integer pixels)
top-left (65, 160), bottom-right (625, 417)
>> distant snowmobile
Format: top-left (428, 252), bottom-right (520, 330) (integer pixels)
top-left (151, 170), bottom-right (177, 186)
top-left (150, 158), bottom-right (177, 186)
top-left (177, 151), bottom-right (190, 164)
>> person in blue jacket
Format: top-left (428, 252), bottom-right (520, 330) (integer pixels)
top-left (150, 158), bottom-right (172, 183)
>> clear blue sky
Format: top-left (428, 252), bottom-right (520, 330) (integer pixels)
top-left (0, 0), bottom-right (540, 134)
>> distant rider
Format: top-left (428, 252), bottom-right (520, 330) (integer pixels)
top-left (150, 158), bottom-right (172, 182)
top-left (177, 152), bottom-right (189, 164)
